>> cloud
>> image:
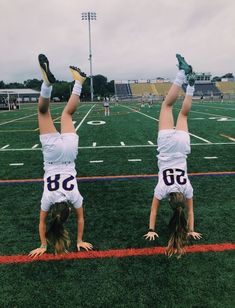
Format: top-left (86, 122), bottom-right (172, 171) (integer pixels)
top-left (0, 0), bottom-right (235, 82)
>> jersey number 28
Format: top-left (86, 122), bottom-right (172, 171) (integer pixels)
top-left (47, 174), bottom-right (75, 191)
top-left (162, 168), bottom-right (187, 186)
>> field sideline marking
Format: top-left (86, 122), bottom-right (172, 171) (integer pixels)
top-left (0, 142), bottom-right (234, 152)
top-left (0, 106), bottom-right (63, 127)
top-left (0, 243), bottom-right (234, 264)
top-left (0, 171), bottom-right (234, 185)
top-left (121, 105), bottom-right (212, 143)
top-left (75, 104), bottom-right (96, 131)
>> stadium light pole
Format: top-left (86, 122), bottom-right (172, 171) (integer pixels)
top-left (81, 12), bottom-right (96, 102)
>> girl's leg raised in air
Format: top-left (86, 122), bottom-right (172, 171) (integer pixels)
top-left (158, 69), bottom-right (185, 131)
top-left (159, 54), bottom-right (193, 132)
top-left (175, 74), bottom-right (196, 132)
top-left (61, 67), bottom-right (86, 134)
top-left (38, 54), bottom-right (57, 135)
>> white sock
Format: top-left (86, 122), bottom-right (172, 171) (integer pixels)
top-left (174, 70), bottom-right (186, 87)
top-left (40, 82), bottom-right (52, 99)
top-left (186, 85), bottom-right (195, 96)
top-left (72, 80), bottom-right (82, 96)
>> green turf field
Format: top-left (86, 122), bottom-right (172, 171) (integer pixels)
top-left (0, 101), bottom-right (235, 307)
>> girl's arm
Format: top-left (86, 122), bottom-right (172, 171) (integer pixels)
top-left (29, 210), bottom-right (48, 257)
top-left (144, 197), bottom-right (160, 240)
top-left (186, 198), bottom-right (202, 239)
top-left (75, 207), bottom-right (93, 251)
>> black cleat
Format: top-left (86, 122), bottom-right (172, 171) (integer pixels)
top-left (38, 54), bottom-right (56, 85)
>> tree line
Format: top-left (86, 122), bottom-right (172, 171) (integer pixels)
top-left (0, 75), bottom-right (115, 101)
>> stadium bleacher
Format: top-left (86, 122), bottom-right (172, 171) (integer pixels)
top-left (130, 83), bottom-right (157, 96)
top-left (114, 83), bottom-right (132, 98)
top-left (115, 78), bottom-right (235, 100)
top-left (182, 82), bottom-right (221, 96)
top-left (216, 82), bottom-right (235, 94)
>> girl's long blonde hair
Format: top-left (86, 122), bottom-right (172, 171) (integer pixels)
top-left (166, 192), bottom-right (188, 258)
top-left (46, 202), bottom-right (71, 254)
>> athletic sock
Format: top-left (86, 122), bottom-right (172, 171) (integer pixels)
top-left (186, 84), bottom-right (195, 96)
top-left (40, 81), bottom-right (52, 98)
top-left (72, 80), bottom-right (82, 96)
top-left (174, 70), bottom-right (185, 87)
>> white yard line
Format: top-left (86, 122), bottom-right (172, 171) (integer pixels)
top-left (1, 144), bottom-right (9, 149)
top-left (121, 105), bottom-right (159, 121)
top-left (0, 113), bottom-right (38, 126)
top-left (188, 132), bottom-right (211, 144)
top-left (128, 159), bottom-right (142, 162)
top-left (75, 105), bottom-right (96, 131)
top-left (121, 104), bottom-right (212, 143)
top-left (1, 142), bottom-right (234, 152)
top-left (0, 106), bottom-right (63, 126)
top-left (9, 163), bottom-right (24, 166)
top-left (31, 144), bottom-right (39, 149)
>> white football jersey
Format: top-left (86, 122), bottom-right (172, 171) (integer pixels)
top-left (41, 173), bottom-right (83, 212)
top-left (154, 129), bottom-right (193, 200)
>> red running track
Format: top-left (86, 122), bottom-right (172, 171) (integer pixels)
top-left (0, 243), bottom-right (234, 264)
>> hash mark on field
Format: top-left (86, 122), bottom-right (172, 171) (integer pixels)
top-left (204, 157), bottom-right (218, 159)
top-left (31, 144), bottom-right (39, 149)
top-left (128, 159), bottom-right (142, 162)
top-left (92, 142), bottom-right (97, 147)
top-left (120, 142), bottom-right (125, 146)
top-left (90, 160), bottom-right (103, 163)
top-left (220, 134), bottom-right (235, 142)
top-left (1, 144), bottom-right (9, 149)
top-left (148, 141), bottom-right (154, 145)
top-left (9, 163), bottom-right (24, 166)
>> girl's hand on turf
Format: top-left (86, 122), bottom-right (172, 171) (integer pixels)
top-left (143, 231), bottom-right (159, 241)
top-left (77, 241), bottom-right (93, 251)
top-left (187, 231), bottom-right (202, 239)
top-left (28, 247), bottom-right (47, 258)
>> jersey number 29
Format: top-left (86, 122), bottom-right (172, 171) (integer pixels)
top-left (162, 168), bottom-right (187, 186)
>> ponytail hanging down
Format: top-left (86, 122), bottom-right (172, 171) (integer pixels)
top-left (166, 193), bottom-right (188, 258)
top-left (46, 202), bottom-right (71, 254)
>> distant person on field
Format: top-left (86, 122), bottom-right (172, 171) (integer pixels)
top-left (144, 54), bottom-right (202, 258)
top-left (220, 93), bottom-right (223, 103)
top-left (29, 54), bottom-right (93, 257)
top-left (103, 97), bottom-right (110, 116)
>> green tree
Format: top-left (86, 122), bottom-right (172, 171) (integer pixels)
top-left (24, 79), bottom-right (42, 90)
top-left (0, 81), bottom-right (5, 89)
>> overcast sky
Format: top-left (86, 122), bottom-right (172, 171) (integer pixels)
top-left (1, 0), bottom-right (235, 83)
